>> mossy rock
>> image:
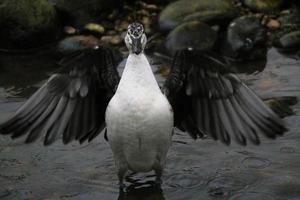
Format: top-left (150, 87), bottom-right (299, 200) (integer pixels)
top-left (165, 21), bottom-right (217, 55)
top-left (159, 0), bottom-right (237, 31)
top-left (243, 0), bottom-right (285, 12)
top-left (0, 0), bottom-right (58, 49)
top-left (52, 0), bottom-right (118, 26)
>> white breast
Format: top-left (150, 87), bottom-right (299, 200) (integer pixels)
top-left (105, 54), bottom-right (173, 172)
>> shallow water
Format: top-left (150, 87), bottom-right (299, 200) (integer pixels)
top-left (0, 48), bottom-right (299, 200)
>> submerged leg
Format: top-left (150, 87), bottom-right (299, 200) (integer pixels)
top-left (154, 168), bottom-right (163, 186)
top-left (118, 168), bottom-right (127, 190)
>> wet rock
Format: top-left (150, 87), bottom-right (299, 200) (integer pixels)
top-left (263, 96), bottom-right (297, 118)
top-left (101, 35), bottom-right (123, 45)
top-left (278, 7), bottom-right (300, 25)
top-left (64, 26), bottom-right (77, 35)
top-left (159, 0), bottom-right (237, 31)
top-left (0, 0), bottom-right (58, 49)
top-left (222, 15), bottom-right (267, 60)
top-left (110, 35), bottom-right (123, 45)
top-left (156, 66), bottom-right (171, 78)
top-left (271, 8), bottom-right (300, 51)
top-left (267, 19), bottom-right (280, 30)
top-left (143, 4), bottom-right (160, 11)
top-left (51, 0), bottom-right (118, 26)
top-left (115, 20), bottom-right (130, 32)
top-left (243, 0), bottom-right (285, 12)
top-left (58, 35), bottom-right (100, 53)
top-left (275, 96), bottom-right (298, 106)
top-left (165, 21), bottom-right (217, 55)
top-left (141, 16), bottom-right (152, 27)
top-left (84, 23), bottom-right (105, 34)
top-left (276, 31), bottom-right (300, 50)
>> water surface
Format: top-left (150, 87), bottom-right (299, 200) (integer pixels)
top-left (0, 48), bottom-right (299, 200)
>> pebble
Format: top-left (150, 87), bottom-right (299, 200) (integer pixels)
top-left (110, 35), bottom-right (123, 45)
top-left (144, 4), bottom-right (159, 11)
top-left (156, 66), bottom-right (171, 77)
top-left (137, 9), bottom-right (150, 16)
top-left (267, 19), bottom-right (281, 29)
top-left (101, 35), bottom-right (123, 45)
top-left (280, 9), bottom-right (291, 16)
top-left (64, 26), bottom-right (77, 35)
top-left (142, 16), bottom-right (152, 26)
top-left (58, 35), bottom-right (100, 52)
top-left (84, 23), bottom-right (105, 34)
top-left (115, 20), bottom-right (129, 32)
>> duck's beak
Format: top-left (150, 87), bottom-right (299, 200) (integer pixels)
top-left (132, 38), bottom-right (142, 55)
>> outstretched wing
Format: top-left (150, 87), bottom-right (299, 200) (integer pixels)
top-left (164, 50), bottom-right (287, 145)
top-left (0, 47), bottom-right (120, 145)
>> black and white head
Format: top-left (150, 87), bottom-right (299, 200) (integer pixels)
top-left (125, 22), bottom-right (147, 55)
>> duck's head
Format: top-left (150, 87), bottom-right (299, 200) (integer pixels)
top-left (125, 22), bottom-right (147, 55)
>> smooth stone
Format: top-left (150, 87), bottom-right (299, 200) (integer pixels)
top-left (0, 0), bottom-right (58, 49)
top-left (267, 19), bottom-right (281, 29)
top-left (165, 21), bottom-right (217, 55)
top-left (84, 23), bottom-right (105, 34)
top-left (243, 0), bottom-right (285, 12)
top-left (58, 35), bottom-right (100, 53)
top-left (278, 31), bottom-right (300, 49)
top-left (64, 26), bottom-right (77, 35)
top-left (159, 0), bottom-right (237, 31)
top-left (101, 35), bottom-right (123, 45)
top-left (222, 15), bottom-right (267, 59)
top-left (271, 8), bottom-right (300, 51)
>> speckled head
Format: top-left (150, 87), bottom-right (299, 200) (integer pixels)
top-left (125, 22), bottom-right (147, 55)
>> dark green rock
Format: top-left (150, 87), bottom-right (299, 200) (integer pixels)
top-left (51, 0), bottom-right (118, 26)
top-left (272, 7), bottom-right (300, 51)
top-left (243, 0), bottom-right (285, 12)
top-left (222, 15), bottom-right (267, 60)
top-left (276, 31), bottom-right (300, 50)
top-left (165, 21), bottom-right (217, 55)
top-left (159, 0), bottom-right (237, 31)
top-left (0, 0), bottom-right (58, 49)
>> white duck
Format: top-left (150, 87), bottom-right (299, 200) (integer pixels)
top-left (0, 22), bottom-right (286, 189)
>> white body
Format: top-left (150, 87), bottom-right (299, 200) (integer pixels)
top-left (105, 54), bottom-right (173, 173)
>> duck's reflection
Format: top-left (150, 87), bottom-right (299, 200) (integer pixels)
top-left (118, 182), bottom-right (165, 200)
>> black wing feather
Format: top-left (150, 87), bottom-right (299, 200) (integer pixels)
top-left (0, 47), bottom-right (120, 145)
top-left (164, 50), bottom-right (287, 145)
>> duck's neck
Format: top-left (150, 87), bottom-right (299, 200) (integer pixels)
top-left (118, 53), bottom-right (160, 91)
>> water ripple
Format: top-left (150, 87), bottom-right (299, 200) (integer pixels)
top-left (165, 172), bottom-right (204, 189)
top-left (242, 157), bottom-right (271, 169)
top-left (229, 191), bottom-right (275, 200)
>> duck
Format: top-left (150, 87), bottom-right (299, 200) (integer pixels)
top-left (0, 22), bottom-right (287, 189)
